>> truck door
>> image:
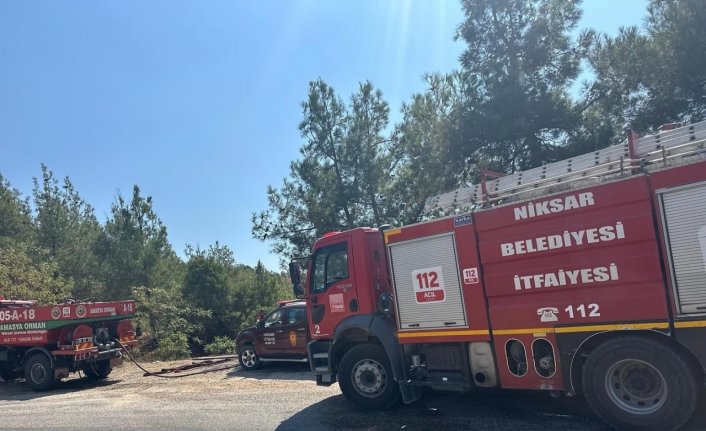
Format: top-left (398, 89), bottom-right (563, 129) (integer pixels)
top-left (259, 309), bottom-right (285, 355)
top-left (308, 239), bottom-right (356, 339)
top-left (281, 307), bottom-right (308, 355)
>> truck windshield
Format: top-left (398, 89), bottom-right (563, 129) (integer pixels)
top-left (311, 242), bottom-right (349, 294)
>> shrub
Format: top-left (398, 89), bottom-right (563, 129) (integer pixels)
top-left (204, 336), bottom-right (235, 356)
top-left (151, 332), bottom-right (191, 360)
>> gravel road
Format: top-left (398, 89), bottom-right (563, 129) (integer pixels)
top-left (1, 359), bottom-right (704, 431)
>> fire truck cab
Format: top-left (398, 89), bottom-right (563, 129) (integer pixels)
top-left (290, 121), bottom-right (706, 431)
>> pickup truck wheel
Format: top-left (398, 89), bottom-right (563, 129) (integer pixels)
top-left (239, 345), bottom-right (261, 371)
top-left (582, 337), bottom-right (697, 431)
top-left (24, 354), bottom-right (56, 391)
top-left (338, 344), bottom-right (400, 410)
top-left (83, 360), bottom-right (112, 380)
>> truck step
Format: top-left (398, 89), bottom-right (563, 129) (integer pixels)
top-left (312, 353), bottom-right (328, 359)
top-left (314, 366), bottom-right (329, 372)
top-left (405, 379), bottom-right (471, 389)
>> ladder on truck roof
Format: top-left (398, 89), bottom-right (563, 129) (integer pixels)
top-left (425, 120), bottom-right (706, 214)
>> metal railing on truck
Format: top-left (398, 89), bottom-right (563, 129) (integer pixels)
top-left (425, 120), bottom-right (706, 214)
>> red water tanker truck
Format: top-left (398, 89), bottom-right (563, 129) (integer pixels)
top-left (0, 299), bottom-right (137, 390)
top-left (289, 121), bottom-right (706, 431)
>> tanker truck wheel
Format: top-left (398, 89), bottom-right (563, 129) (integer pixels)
top-left (83, 360), bottom-right (113, 380)
top-left (24, 354), bottom-right (56, 391)
top-left (582, 336), bottom-right (697, 431)
top-left (338, 344), bottom-right (400, 410)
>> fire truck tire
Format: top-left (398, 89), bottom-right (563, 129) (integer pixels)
top-left (239, 344), bottom-right (261, 371)
top-left (24, 354), bottom-right (56, 392)
top-left (582, 336), bottom-right (697, 431)
top-left (338, 344), bottom-right (400, 410)
top-left (83, 360), bottom-right (113, 380)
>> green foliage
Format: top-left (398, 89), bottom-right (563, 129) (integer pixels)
top-left (32, 165), bottom-right (102, 300)
top-left (183, 243), bottom-right (234, 342)
top-left (391, 72), bottom-right (472, 223)
top-left (98, 185), bottom-right (177, 300)
top-left (253, 1), bottom-right (598, 257)
top-left (645, 0), bottom-right (706, 124)
top-left (0, 242), bottom-right (72, 304)
top-left (453, 0), bottom-right (592, 174)
top-left (184, 244), bottom-right (293, 345)
top-left (150, 332), bottom-right (191, 361)
top-left (204, 336), bottom-right (235, 356)
top-left (1, 165), bottom-right (290, 360)
top-left (582, 0), bottom-right (706, 139)
top-left (133, 285), bottom-right (210, 344)
top-left (3, 0), bottom-right (704, 362)
top-left (255, 0), bottom-right (705, 259)
top-left (0, 175), bottom-right (33, 243)
top-left (230, 261), bottom-right (292, 331)
top-left (252, 80), bottom-right (402, 259)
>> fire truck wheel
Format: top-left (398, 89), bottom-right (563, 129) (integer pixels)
top-left (338, 344), bottom-right (400, 410)
top-left (239, 345), bottom-right (261, 371)
top-left (24, 354), bottom-right (56, 392)
top-left (83, 360), bottom-right (113, 380)
top-left (582, 336), bottom-right (697, 431)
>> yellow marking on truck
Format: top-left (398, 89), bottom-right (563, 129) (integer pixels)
top-left (492, 328), bottom-right (551, 335)
top-left (555, 322), bottom-right (669, 333)
top-left (674, 320), bottom-right (706, 329)
top-left (397, 329), bottom-right (489, 338)
top-left (492, 322), bottom-right (670, 336)
top-left (383, 228), bottom-right (402, 243)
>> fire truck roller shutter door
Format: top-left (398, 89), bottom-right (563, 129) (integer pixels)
top-left (659, 180), bottom-right (706, 314)
top-left (388, 233), bottom-right (467, 330)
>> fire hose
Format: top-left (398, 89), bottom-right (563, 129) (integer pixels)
top-left (115, 339), bottom-right (237, 378)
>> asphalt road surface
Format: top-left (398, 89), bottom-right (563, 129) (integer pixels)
top-left (1, 360), bottom-right (705, 431)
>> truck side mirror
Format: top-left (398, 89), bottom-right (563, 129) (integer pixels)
top-left (289, 261), bottom-right (305, 299)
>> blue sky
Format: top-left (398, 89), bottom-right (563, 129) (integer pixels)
top-left (0, 0), bottom-right (648, 271)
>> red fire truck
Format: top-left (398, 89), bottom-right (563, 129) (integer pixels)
top-left (0, 299), bottom-right (138, 391)
top-left (288, 121), bottom-right (706, 431)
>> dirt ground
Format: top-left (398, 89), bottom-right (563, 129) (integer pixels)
top-left (1, 358), bottom-right (705, 431)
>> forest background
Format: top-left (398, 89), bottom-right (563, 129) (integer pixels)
top-left (2, 0), bottom-right (704, 359)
